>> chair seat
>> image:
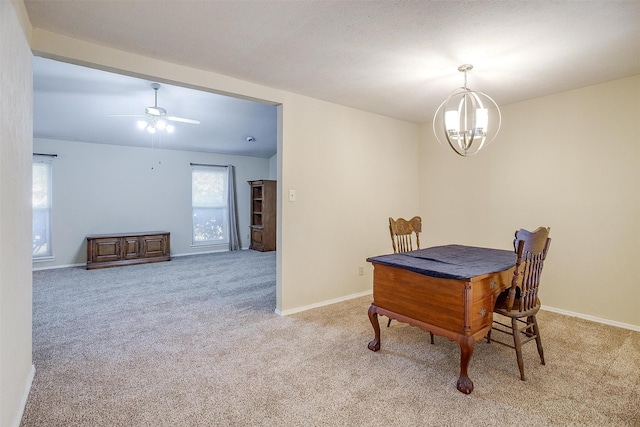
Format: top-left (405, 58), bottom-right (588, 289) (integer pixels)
top-left (493, 290), bottom-right (541, 318)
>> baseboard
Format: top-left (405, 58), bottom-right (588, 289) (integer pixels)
top-left (276, 290), bottom-right (372, 316)
top-left (32, 249), bottom-right (252, 271)
top-left (32, 262), bottom-right (84, 271)
top-left (31, 258), bottom-right (637, 331)
top-left (172, 248), bottom-right (230, 257)
top-left (542, 305), bottom-right (639, 332)
top-left (12, 364), bottom-right (35, 427)
top-left (275, 295), bottom-right (638, 331)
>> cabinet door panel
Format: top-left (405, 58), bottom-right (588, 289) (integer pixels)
top-left (92, 238), bottom-right (120, 263)
top-left (122, 237), bottom-right (141, 259)
top-left (142, 235), bottom-right (167, 258)
top-left (250, 228), bottom-right (264, 250)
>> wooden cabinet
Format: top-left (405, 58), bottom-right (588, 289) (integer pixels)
top-left (249, 180), bottom-right (276, 252)
top-left (86, 231), bottom-right (170, 269)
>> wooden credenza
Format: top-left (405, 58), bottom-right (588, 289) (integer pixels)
top-left (249, 180), bottom-right (276, 252)
top-left (86, 231), bottom-right (170, 270)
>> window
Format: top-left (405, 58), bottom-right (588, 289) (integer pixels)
top-left (191, 165), bottom-right (229, 245)
top-left (33, 155), bottom-right (53, 258)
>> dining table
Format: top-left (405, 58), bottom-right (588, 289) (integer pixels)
top-left (366, 244), bottom-right (516, 394)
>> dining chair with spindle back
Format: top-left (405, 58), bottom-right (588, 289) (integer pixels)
top-left (487, 226), bottom-right (551, 381)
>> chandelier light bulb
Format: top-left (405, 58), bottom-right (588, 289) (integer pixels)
top-left (476, 108), bottom-right (488, 132)
top-left (445, 110), bottom-right (459, 132)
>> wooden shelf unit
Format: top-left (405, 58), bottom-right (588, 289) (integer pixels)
top-left (249, 180), bottom-right (276, 252)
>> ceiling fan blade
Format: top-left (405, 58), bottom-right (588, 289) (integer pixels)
top-left (110, 84), bottom-right (201, 128)
top-left (166, 116), bottom-right (200, 125)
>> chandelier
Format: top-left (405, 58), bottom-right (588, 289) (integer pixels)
top-left (432, 64), bottom-right (501, 157)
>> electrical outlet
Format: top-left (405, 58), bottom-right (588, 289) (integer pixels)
top-left (358, 266), bottom-right (364, 276)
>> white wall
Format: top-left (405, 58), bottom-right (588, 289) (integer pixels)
top-left (0, 2), bottom-right (34, 426)
top-left (419, 75), bottom-right (640, 328)
top-left (278, 92), bottom-right (419, 311)
top-left (33, 138), bottom-right (271, 268)
top-left (268, 153), bottom-right (277, 180)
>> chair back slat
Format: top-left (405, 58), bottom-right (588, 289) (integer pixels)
top-left (507, 227), bottom-right (551, 313)
top-left (389, 216), bottom-right (421, 254)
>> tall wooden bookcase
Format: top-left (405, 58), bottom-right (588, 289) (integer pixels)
top-left (248, 180), bottom-right (276, 252)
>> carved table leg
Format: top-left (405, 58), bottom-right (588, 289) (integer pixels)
top-left (456, 336), bottom-right (476, 394)
top-left (367, 304), bottom-right (381, 351)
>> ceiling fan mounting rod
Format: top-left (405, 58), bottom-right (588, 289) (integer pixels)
top-left (151, 83), bottom-right (160, 108)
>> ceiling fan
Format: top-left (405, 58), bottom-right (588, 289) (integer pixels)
top-left (111, 83), bottom-right (200, 134)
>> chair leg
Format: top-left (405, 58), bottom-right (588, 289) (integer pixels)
top-left (386, 318), bottom-right (392, 327)
top-left (511, 317), bottom-right (526, 381)
top-left (530, 315), bottom-right (545, 365)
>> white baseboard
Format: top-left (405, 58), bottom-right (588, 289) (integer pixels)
top-left (32, 249), bottom-right (254, 271)
top-left (32, 258), bottom-right (638, 332)
top-left (172, 248), bottom-right (229, 257)
top-left (12, 364), bottom-right (35, 427)
top-left (276, 290), bottom-right (372, 316)
top-left (275, 295), bottom-right (639, 332)
top-left (541, 305), bottom-right (639, 332)
top-left (32, 262), bottom-right (84, 271)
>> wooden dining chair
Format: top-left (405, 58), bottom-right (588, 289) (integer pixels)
top-left (389, 216), bottom-right (421, 254)
top-left (386, 216), bottom-right (434, 344)
top-left (486, 227), bottom-right (551, 381)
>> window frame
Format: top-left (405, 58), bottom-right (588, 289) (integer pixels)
top-left (191, 164), bottom-right (229, 247)
top-left (32, 155), bottom-right (54, 260)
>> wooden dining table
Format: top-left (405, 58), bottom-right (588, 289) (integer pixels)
top-left (366, 244), bottom-right (516, 394)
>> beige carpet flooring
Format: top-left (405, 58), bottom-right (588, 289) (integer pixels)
top-left (21, 250), bottom-right (640, 426)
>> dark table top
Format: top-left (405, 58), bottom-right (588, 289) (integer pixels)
top-left (367, 244), bottom-right (515, 280)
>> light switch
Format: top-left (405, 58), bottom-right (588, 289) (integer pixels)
top-left (288, 189), bottom-right (296, 202)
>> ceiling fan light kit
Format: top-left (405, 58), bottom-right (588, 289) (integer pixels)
top-left (432, 64), bottom-right (501, 157)
top-left (137, 119), bottom-right (174, 134)
top-left (111, 82), bottom-right (200, 135)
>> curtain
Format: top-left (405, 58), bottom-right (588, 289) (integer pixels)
top-left (227, 165), bottom-right (240, 251)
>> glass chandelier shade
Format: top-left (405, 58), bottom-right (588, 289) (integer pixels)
top-left (432, 64), bottom-right (501, 157)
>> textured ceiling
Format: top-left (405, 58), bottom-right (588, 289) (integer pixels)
top-left (25, 1), bottom-right (640, 154)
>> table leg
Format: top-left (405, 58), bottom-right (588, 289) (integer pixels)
top-left (367, 304), bottom-right (381, 351)
top-left (456, 336), bottom-right (476, 394)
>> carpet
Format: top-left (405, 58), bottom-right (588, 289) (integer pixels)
top-left (21, 250), bottom-right (640, 426)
